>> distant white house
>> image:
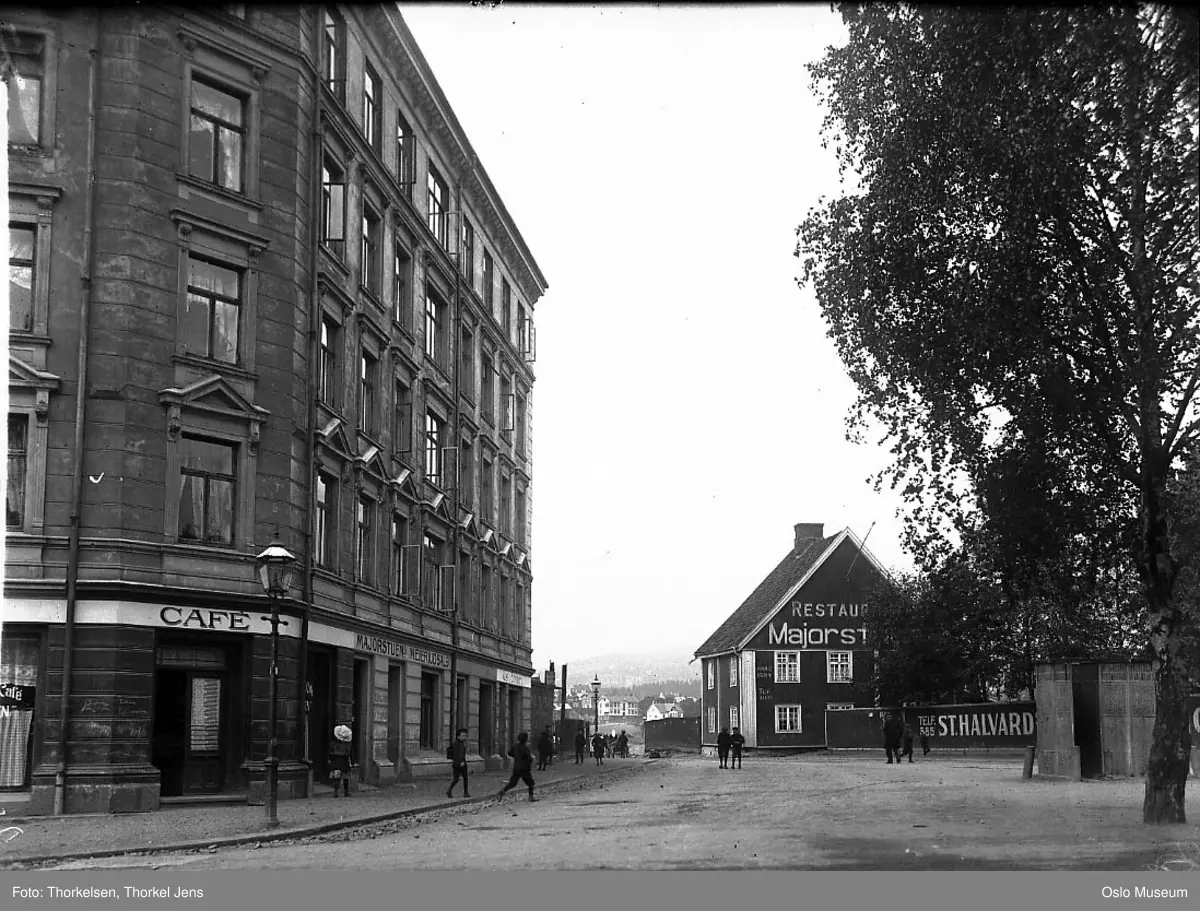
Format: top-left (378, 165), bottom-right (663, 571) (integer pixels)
top-left (645, 702), bottom-right (684, 722)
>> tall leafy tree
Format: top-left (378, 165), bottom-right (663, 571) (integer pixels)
top-left (798, 6), bottom-right (1199, 822)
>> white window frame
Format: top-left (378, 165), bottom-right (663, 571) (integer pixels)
top-left (707, 706), bottom-right (717, 733)
top-left (707, 661), bottom-right (715, 689)
top-left (826, 651), bottom-right (853, 683)
top-left (729, 706), bottom-right (739, 730)
top-left (774, 651), bottom-right (799, 683)
top-left (826, 702), bottom-right (855, 711)
top-left (729, 655), bottom-right (738, 687)
top-left (775, 704), bottom-right (802, 734)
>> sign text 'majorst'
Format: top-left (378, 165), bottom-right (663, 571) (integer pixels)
top-left (354, 633), bottom-right (450, 668)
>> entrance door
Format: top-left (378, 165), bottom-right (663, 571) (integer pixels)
top-left (1073, 663), bottom-right (1103, 778)
top-left (306, 650), bottom-right (331, 783)
top-left (479, 682), bottom-right (494, 757)
top-left (152, 669), bottom-right (226, 795)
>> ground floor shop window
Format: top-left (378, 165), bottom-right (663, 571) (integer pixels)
top-left (419, 672), bottom-right (438, 749)
top-left (0, 635), bottom-right (38, 788)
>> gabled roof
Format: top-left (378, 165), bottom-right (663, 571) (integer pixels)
top-left (693, 529), bottom-right (851, 659)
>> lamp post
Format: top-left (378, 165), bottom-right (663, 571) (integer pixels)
top-left (256, 536), bottom-right (296, 829)
top-left (591, 674), bottom-right (601, 737)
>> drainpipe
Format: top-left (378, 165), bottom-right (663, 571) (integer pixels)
top-left (448, 181), bottom-right (463, 741)
top-left (57, 11), bottom-right (102, 816)
top-left (299, 2), bottom-right (324, 799)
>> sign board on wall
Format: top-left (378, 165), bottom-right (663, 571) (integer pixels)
top-left (354, 633), bottom-right (451, 669)
top-left (0, 599), bottom-right (301, 637)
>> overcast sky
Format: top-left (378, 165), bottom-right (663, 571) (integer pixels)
top-left (401, 4), bottom-right (913, 668)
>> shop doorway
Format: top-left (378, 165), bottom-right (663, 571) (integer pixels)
top-left (305, 649), bottom-right (332, 783)
top-left (478, 682), bottom-right (494, 757)
top-left (152, 638), bottom-right (240, 796)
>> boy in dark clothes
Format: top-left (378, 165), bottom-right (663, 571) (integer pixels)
top-left (730, 727), bottom-right (745, 769)
top-left (574, 727), bottom-right (587, 764)
top-left (536, 726), bottom-right (554, 771)
top-left (446, 728), bottom-right (470, 798)
top-left (900, 724), bottom-right (916, 763)
top-left (883, 712), bottom-right (903, 764)
top-left (716, 727), bottom-right (731, 768)
top-left (497, 731), bottom-right (537, 802)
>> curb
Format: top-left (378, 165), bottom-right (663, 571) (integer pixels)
top-left (0, 761), bottom-right (655, 869)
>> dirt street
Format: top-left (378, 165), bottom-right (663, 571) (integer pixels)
top-left (50, 755), bottom-right (1200, 870)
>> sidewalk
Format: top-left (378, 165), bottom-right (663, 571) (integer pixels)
top-left (0, 756), bottom-right (647, 867)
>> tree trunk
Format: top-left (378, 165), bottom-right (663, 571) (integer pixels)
top-left (1141, 477), bottom-right (1192, 824)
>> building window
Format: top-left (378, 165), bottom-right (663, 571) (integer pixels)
top-left (3, 32), bottom-right (43, 146)
top-left (500, 375), bottom-right (513, 434)
top-left (775, 705), bottom-right (802, 734)
top-left (361, 204), bottom-right (382, 295)
top-left (393, 243), bottom-right (411, 329)
top-left (323, 8), bottom-right (346, 103)
top-left (729, 656), bottom-right (738, 687)
top-left (499, 473), bottom-right (511, 535)
top-left (183, 255), bottom-right (241, 364)
top-left (178, 436), bottom-right (236, 546)
top-left (424, 410), bottom-right (444, 486)
top-left (359, 350), bottom-right (378, 436)
top-left (480, 454), bottom-right (493, 525)
top-left (427, 167), bottom-right (448, 248)
top-left (500, 574), bottom-right (511, 636)
top-left (483, 249), bottom-right (494, 314)
top-left (481, 564), bottom-right (493, 628)
top-left (707, 661), bottom-right (715, 689)
top-left (362, 62), bottom-right (380, 151)
top-left (315, 471), bottom-right (336, 567)
top-left (514, 484), bottom-right (526, 544)
top-left (189, 78), bottom-right (245, 192)
top-left (424, 288), bottom-right (446, 365)
top-left (774, 651), bottom-right (799, 683)
top-left (515, 394), bottom-right (527, 454)
top-left (707, 706), bottom-right (717, 734)
top-left (8, 225), bottom-right (35, 332)
top-left (459, 437), bottom-right (474, 508)
top-left (318, 317), bottom-right (338, 406)
top-left (356, 494), bottom-right (375, 586)
top-left (6, 415), bottom-right (28, 529)
top-left (459, 325), bottom-right (475, 396)
top-left (393, 379), bottom-right (412, 455)
top-left (321, 158), bottom-right (346, 256)
top-left (461, 219), bottom-right (474, 283)
top-left (730, 707), bottom-right (739, 730)
top-left (395, 110), bottom-right (412, 189)
top-left (423, 531), bottom-right (445, 610)
top-left (391, 514), bottom-right (408, 595)
top-left (826, 651), bottom-right (853, 683)
top-left (481, 353), bottom-right (495, 424)
top-left (501, 280), bottom-right (512, 336)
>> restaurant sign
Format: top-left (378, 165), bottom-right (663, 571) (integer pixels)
top-left (354, 633), bottom-right (451, 669)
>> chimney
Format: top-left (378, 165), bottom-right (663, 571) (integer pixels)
top-left (545, 661), bottom-right (555, 685)
top-left (794, 523), bottom-right (824, 550)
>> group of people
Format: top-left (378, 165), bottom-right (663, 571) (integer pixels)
top-left (882, 712), bottom-right (931, 763)
top-left (571, 728), bottom-right (628, 763)
top-left (715, 726), bottom-right (745, 769)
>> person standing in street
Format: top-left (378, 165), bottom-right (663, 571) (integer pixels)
top-left (920, 729), bottom-right (931, 757)
top-left (497, 731), bottom-right (538, 802)
top-left (446, 728), bottom-right (470, 798)
top-left (536, 726), bottom-right (554, 771)
top-left (716, 727), bottom-right (731, 769)
top-left (730, 727), bottom-right (745, 769)
top-left (616, 730), bottom-right (629, 759)
top-left (883, 712), bottom-right (904, 764)
top-left (591, 731), bottom-right (605, 766)
top-left (900, 724), bottom-right (916, 763)
top-left (574, 726), bottom-right (587, 764)
top-left (328, 724), bottom-right (353, 797)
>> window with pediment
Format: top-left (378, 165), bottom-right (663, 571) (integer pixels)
top-left (160, 375), bottom-right (266, 550)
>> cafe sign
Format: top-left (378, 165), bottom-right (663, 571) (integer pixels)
top-left (0, 683), bottom-right (35, 710)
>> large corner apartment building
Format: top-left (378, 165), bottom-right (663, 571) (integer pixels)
top-left (2, 5), bottom-right (546, 813)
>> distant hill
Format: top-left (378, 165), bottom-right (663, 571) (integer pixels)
top-left (550, 649), bottom-right (700, 691)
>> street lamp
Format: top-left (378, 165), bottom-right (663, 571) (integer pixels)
top-left (256, 536), bottom-right (296, 829)
top-left (591, 674), bottom-right (601, 736)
